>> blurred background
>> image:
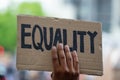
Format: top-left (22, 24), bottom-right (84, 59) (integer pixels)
top-left (0, 0), bottom-right (120, 80)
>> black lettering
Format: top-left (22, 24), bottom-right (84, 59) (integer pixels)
top-left (70, 31), bottom-right (77, 52)
top-left (87, 31), bottom-right (97, 53)
top-left (53, 28), bottom-right (62, 46)
top-left (78, 31), bottom-right (86, 53)
top-left (73, 31), bottom-right (77, 51)
top-left (63, 29), bottom-right (67, 46)
top-left (32, 25), bottom-right (44, 51)
top-left (21, 24), bottom-right (31, 48)
top-left (43, 27), bottom-right (53, 50)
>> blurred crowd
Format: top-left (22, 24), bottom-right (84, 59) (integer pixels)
top-left (0, 52), bottom-right (52, 80)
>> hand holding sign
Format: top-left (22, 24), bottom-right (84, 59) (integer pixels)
top-left (17, 15), bottom-right (103, 75)
top-left (51, 43), bottom-right (79, 80)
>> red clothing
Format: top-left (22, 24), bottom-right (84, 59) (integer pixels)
top-left (0, 46), bottom-right (4, 55)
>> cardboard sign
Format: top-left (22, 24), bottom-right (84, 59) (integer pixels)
top-left (17, 15), bottom-right (103, 76)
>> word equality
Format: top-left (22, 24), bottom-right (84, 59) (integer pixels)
top-left (21, 24), bottom-right (97, 53)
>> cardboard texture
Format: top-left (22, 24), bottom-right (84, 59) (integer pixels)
top-left (17, 15), bottom-right (103, 76)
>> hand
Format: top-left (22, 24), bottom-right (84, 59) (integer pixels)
top-left (51, 43), bottom-right (79, 80)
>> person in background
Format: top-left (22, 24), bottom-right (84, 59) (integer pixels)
top-left (51, 43), bottom-right (80, 80)
top-left (0, 64), bottom-right (6, 80)
top-left (0, 46), bottom-right (6, 80)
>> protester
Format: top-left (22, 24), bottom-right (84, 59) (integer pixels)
top-left (51, 43), bottom-right (79, 80)
top-left (0, 64), bottom-right (6, 80)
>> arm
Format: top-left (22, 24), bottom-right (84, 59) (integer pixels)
top-left (51, 43), bottom-right (79, 80)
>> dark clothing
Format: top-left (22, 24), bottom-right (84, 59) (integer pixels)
top-left (0, 75), bottom-right (6, 80)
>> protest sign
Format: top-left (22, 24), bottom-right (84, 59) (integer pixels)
top-left (17, 15), bottom-right (103, 76)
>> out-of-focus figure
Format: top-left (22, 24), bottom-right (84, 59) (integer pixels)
top-left (0, 63), bottom-right (6, 80)
top-left (0, 46), bottom-right (6, 80)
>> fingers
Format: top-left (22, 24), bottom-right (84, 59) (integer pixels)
top-left (72, 51), bottom-right (79, 73)
top-left (51, 46), bottom-right (59, 71)
top-left (65, 45), bottom-right (74, 72)
top-left (57, 44), bottom-right (67, 69)
top-left (51, 44), bottom-right (79, 80)
top-left (51, 43), bottom-right (79, 73)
